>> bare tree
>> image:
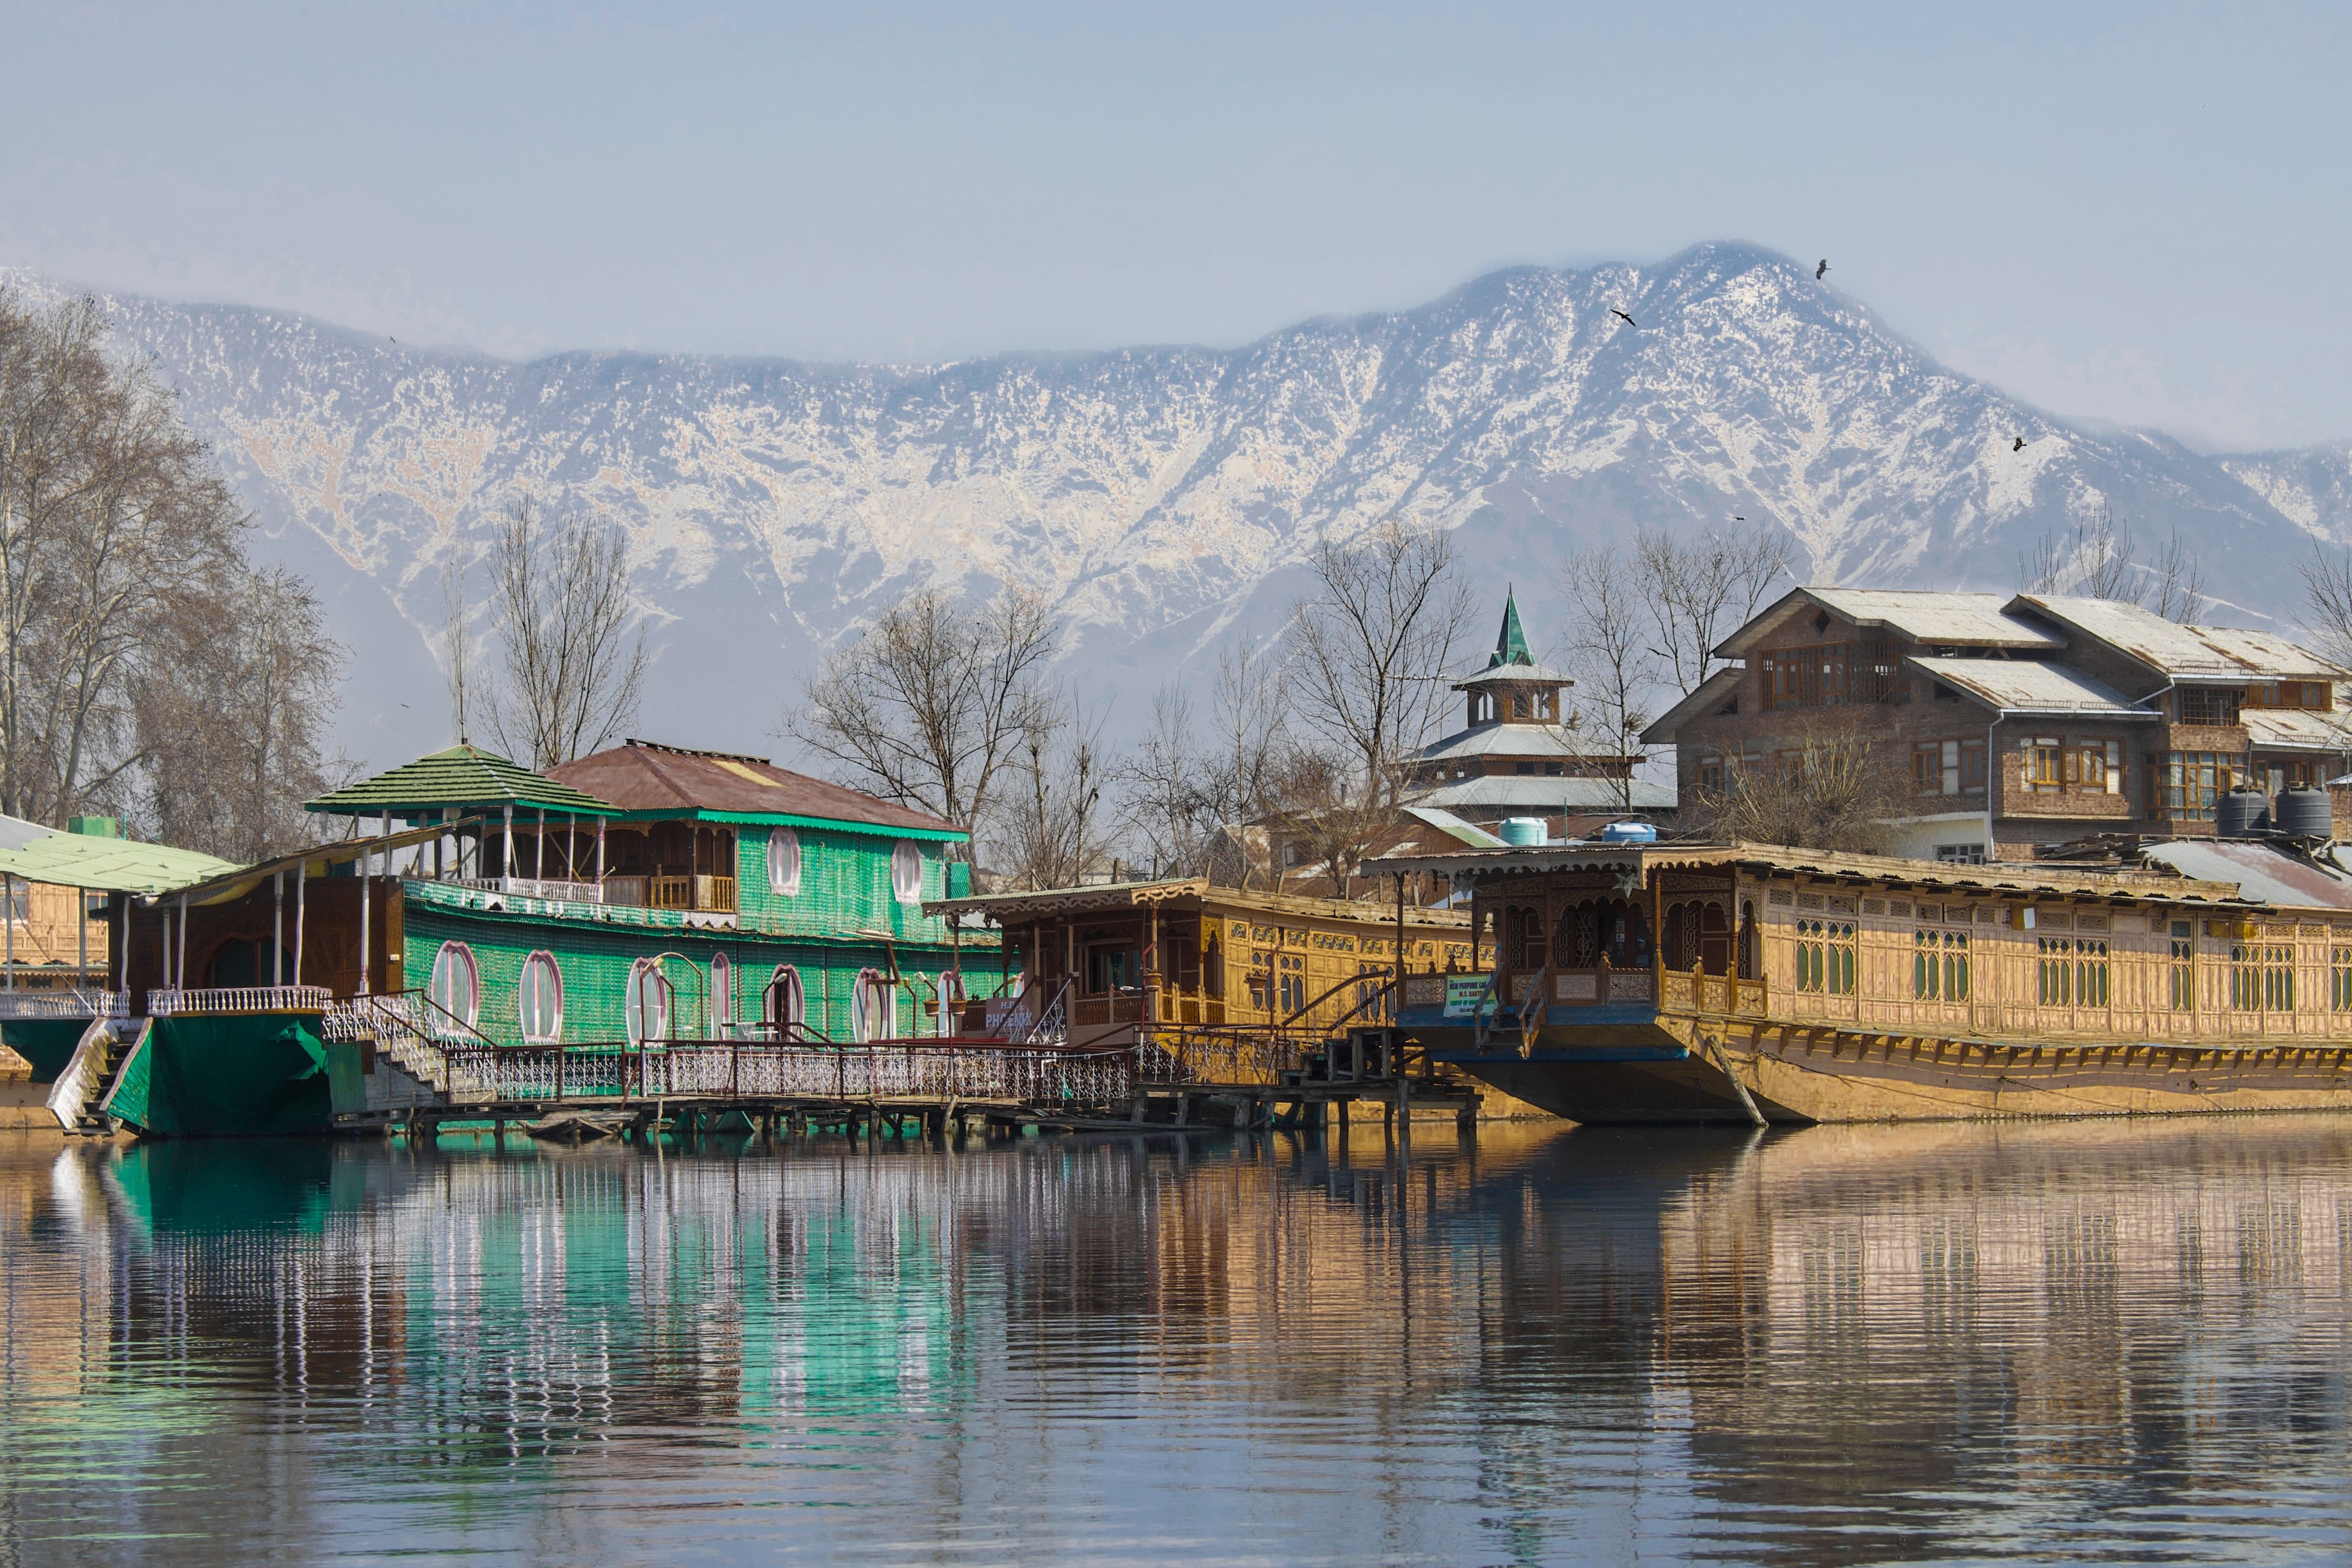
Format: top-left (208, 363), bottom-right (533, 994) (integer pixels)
top-left (790, 586), bottom-right (1059, 849)
top-left (1116, 643), bottom-right (1286, 885)
top-left (482, 497), bottom-right (647, 770)
top-left (991, 698), bottom-right (1112, 891)
top-left (0, 288), bottom-right (258, 827)
top-left (1683, 716), bottom-right (1909, 852)
top-left (1633, 523), bottom-right (1794, 695)
top-left (137, 568), bottom-right (351, 860)
top-left (1263, 745), bottom-right (1395, 895)
top-left (2020, 500), bottom-right (2136, 598)
top-left (2301, 540), bottom-right (2352, 670)
top-left (1560, 545), bottom-right (1659, 811)
top-left (1286, 523), bottom-right (1476, 797)
top-left (443, 549), bottom-right (477, 742)
top-left (2145, 525), bottom-right (2207, 623)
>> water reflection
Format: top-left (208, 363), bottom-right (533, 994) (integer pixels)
top-left (3, 1119), bottom-right (2351, 1564)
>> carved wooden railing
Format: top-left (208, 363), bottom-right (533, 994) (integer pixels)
top-left (0, 989), bottom-right (126, 1019)
top-left (148, 986), bottom-right (332, 1016)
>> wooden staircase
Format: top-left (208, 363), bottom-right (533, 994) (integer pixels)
top-left (46, 1017), bottom-right (148, 1134)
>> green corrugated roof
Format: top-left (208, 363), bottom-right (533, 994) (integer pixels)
top-left (0, 833), bottom-right (241, 894)
top-left (305, 744), bottom-right (617, 817)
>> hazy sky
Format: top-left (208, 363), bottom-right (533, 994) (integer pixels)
top-left (8, 2), bottom-right (2349, 451)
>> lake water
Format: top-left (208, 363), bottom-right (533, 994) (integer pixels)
top-left (5, 1117), bottom-right (2352, 1566)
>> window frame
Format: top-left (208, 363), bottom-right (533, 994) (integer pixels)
top-left (767, 827), bottom-right (802, 897)
top-left (518, 949), bottom-right (563, 1043)
top-left (891, 840), bottom-right (923, 904)
top-left (427, 940), bottom-right (480, 1030)
top-left (624, 959), bottom-right (673, 1044)
top-left (710, 951), bottom-right (733, 1033)
top-left (764, 965), bottom-right (805, 1034)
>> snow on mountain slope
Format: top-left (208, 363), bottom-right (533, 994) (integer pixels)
top-left (12, 242), bottom-right (2341, 768)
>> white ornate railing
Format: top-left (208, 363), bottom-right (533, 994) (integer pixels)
top-left (0, 989), bottom-right (126, 1019)
top-left (435, 874), bottom-right (606, 904)
top-left (148, 986), bottom-right (332, 1016)
top-left (437, 1041), bottom-right (1136, 1105)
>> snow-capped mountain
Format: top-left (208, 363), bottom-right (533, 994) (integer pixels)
top-left (18, 242), bottom-right (2347, 767)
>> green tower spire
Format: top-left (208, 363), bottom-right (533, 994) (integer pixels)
top-left (1488, 587), bottom-right (1532, 668)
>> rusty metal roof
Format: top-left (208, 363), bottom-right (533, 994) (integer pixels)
top-left (1903, 657), bottom-right (2160, 717)
top-left (1717, 588), bottom-right (2064, 658)
top-left (2010, 596), bottom-right (2347, 682)
top-left (548, 739), bottom-right (965, 838)
top-left (2140, 840), bottom-right (2352, 912)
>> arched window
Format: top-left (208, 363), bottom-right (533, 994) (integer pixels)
top-left (892, 840), bottom-right (923, 904)
top-left (852, 968), bottom-right (895, 1042)
top-left (427, 942), bottom-right (479, 1030)
top-left (624, 959), bottom-right (673, 1044)
top-left (519, 951), bottom-right (563, 1042)
top-left (764, 966), bottom-right (804, 1036)
top-left (767, 827), bottom-right (802, 896)
top-left (710, 952), bottom-right (733, 1034)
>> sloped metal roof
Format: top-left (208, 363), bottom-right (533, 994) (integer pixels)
top-left (1717, 588), bottom-right (2063, 657)
top-left (1399, 806), bottom-right (1508, 849)
top-left (1903, 657), bottom-right (2160, 717)
top-left (2140, 840), bottom-right (2352, 912)
top-left (549, 739), bottom-right (965, 838)
top-left (0, 833), bottom-right (240, 895)
top-left (1415, 723), bottom-right (1631, 762)
top-left (1410, 776), bottom-right (1678, 812)
top-left (2012, 596), bottom-right (2347, 681)
top-left (2243, 707), bottom-right (2352, 754)
top-left (307, 745), bottom-right (616, 817)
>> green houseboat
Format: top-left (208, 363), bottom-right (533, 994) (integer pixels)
top-left (48, 740), bottom-right (991, 1137)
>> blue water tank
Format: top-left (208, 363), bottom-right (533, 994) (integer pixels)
top-left (1500, 817), bottom-right (1548, 847)
top-left (1599, 821), bottom-right (1659, 845)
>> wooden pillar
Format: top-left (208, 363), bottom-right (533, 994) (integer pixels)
top-left (596, 817), bottom-right (607, 883)
top-left (359, 837), bottom-right (372, 996)
top-left (501, 804), bottom-right (513, 880)
top-left (76, 882), bottom-right (87, 991)
top-left (294, 860), bottom-right (307, 986)
top-left (176, 891), bottom-right (188, 993)
top-left (535, 807), bottom-right (546, 882)
top-left (5, 874), bottom-right (15, 992)
top-left (273, 872), bottom-right (284, 987)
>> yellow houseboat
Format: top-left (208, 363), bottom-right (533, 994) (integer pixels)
top-left (929, 878), bottom-right (1478, 1083)
top-left (1379, 837), bottom-right (2352, 1124)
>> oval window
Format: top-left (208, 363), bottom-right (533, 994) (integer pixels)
top-left (427, 942), bottom-right (479, 1030)
top-left (711, 951), bottom-right (733, 1033)
top-left (519, 951), bottom-right (563, 1043)
top-left (891, 840), bottom-right (922, 904)
top-left (624, 960), bottom-right (673, 1044)
top-left (764, 965), bottom-right (804, 1036)
top-left (767, 827), bottom-right (801, 896)
top-left (852, 968), bottom-right (895, 1042)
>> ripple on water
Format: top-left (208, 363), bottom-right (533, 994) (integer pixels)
top-left (5, 1118), bottom-right (2352, 1564)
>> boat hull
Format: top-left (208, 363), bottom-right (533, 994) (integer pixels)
top-left (104, 1013), bottom-right (333, 1139)
top-left (1408, 1006), bottom-right (2352, 1125)
top-left (0, 1018), bottom-right (95, 1082)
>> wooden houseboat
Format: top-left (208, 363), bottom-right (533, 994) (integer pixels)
top-left (927, 878), bottom-right (1479, 1083)
top-left (1376, 837), bottom-right (2352, 1125)
top-left (44, 741), bottom-right (994, 1137)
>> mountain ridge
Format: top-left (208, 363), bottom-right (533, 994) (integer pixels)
top-left (10, 242), bottom-right (2351, 768)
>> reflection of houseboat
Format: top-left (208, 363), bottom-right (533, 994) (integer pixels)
top-left (47, 741), bottom-right (989, 1137)
top-left (927, 879), bottom-right (1478, 1083)
top-left (1380, 835), bottom-right (2352, 1124)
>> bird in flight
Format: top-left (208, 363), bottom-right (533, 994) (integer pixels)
top-left (2012, 436), bottom-right (2028, 452)
top-left (1611, 308), bottom-right (1638, 327)
top-left (1816, 259), bottom-right (1829, 280)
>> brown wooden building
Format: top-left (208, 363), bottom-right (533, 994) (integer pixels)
top-left (1646, 588), bottom-right (2352, 863)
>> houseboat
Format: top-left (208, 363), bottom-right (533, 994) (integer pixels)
top-left (1378, 833), bottom-right (2352, 1124)
top-left (927, 877), bottom-right (1479, 1083)
top-left (47, 741), bottom-right (992, 1137)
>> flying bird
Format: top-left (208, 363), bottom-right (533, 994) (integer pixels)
top-left (1816, 259), bottom-right (1829, 280)
top-left (2013, 436), bottom-right (2028, 452)
top-left (1610, 308), bottom-right (1638, 327)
